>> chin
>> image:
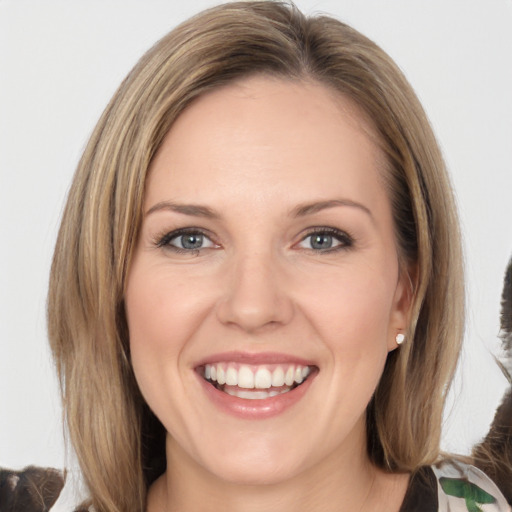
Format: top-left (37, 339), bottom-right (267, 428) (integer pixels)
top-left (203, 455), bottom-right (308, 487)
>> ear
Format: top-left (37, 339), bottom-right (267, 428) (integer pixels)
top-left (387, 263), bottom-right (417, 352)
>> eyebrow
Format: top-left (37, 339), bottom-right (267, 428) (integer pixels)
top-left (291, 199), bottom-right (373, 220)
top-left (145, 198), bottom-right (373, 221)
top-left (145, 201), bottom-right (220, 219)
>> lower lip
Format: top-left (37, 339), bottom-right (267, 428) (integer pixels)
top-left (196, 372), bottom-right (316, 420)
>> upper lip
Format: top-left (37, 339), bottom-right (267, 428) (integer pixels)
top-left (193, 351), bottom-right (317, 368)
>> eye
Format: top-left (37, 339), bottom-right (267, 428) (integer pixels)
top-left (297, 228), bottom-right (353, 252)
top-left (156, 229), bottom-right (217, 253)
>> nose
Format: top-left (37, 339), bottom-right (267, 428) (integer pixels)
top-left (215, 249), bottom-right (294, 333)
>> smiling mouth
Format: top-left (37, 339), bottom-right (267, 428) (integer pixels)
top-left (198, 363), bottom-right (315, 400)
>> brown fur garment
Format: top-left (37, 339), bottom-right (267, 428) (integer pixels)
top-left (473, 257), bottom-right (512, 504)
top-left (0, 465), bottom-right (64, 512)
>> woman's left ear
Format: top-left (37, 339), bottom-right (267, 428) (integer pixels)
top-left (387, 263), bottom-right (417, 352)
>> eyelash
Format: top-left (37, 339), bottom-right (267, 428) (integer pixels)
top-left (154, 227), bottom-right (354, 255)
top-left (154, 228), bottom-right (217, 255)
top-left (297, 227), bottom-right (354, 253)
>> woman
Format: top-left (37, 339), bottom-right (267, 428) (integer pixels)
top-left (47, 2), bottom-right (509, 511)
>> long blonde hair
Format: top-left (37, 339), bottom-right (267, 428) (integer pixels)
top-left (47, 2), bottom-right (464, 511)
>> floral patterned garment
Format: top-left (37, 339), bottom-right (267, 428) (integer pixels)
top-left (400, 460), bottom-right (511, 512)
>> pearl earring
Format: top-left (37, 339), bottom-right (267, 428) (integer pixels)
top-left (396, 333), bottom-right (405, 345)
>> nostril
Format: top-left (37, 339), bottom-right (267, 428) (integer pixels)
top-left (215, 294), bottom-right (294, 332)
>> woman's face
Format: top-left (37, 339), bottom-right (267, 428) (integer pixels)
top-left (125, 76), bottom-right (410, 485)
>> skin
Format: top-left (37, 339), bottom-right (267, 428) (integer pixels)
top-left (125, 75), bottom-right (412, 511)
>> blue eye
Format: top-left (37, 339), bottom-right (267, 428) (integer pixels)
top-left (309, 234), bottom-right (335, 250)
top-left (157, 229), bottom-right (216, 252)
top-left (298, 229), bottom-right (352, 252)
top-left (174, 233), bottom-right (206, 250)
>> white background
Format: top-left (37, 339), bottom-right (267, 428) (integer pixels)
top-left (1, 0), bottom-right (511, 507)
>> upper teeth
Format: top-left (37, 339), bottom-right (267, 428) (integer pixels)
top-left (203, 363), bottom-right (311, 389)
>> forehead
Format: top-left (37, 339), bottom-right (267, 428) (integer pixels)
top-left (146, 75), bottom-right (387, 210)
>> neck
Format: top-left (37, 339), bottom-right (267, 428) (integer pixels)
top-left (147, 423), bottom-right (409, 512)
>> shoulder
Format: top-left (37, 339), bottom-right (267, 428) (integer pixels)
top-left (432, 459), bottom-right (511, 512)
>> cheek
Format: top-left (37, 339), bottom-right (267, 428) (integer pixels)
top-left (286, 265), bottom-right (397, 446)
top-left (299, 262), bottom-right (397, 350)
top-left (124, 263), bottom-right (204, 399)
top-left (126, 269), bottom-right (173, 358)
top-left (124, 259), bottom-right (227, 422)
top-left (124, 262), bottom-right (219, 449)
top-left (126, 263), bottom-right (211, 351)
top-left (297, 262), bottom-right (397, 415)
